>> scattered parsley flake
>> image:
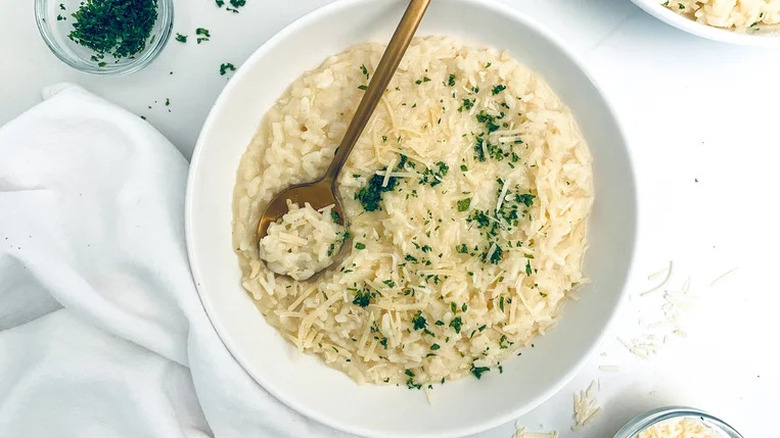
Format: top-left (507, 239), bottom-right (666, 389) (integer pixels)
top-left (412, 311), bottom-right (427, 330)
top-left (449, 316), bottom-right (463, 334)
top-left (471, 364), bottom-right (490, 379)
top-left (219, 62), bottom-right (236, 76)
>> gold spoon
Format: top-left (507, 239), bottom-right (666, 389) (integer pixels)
top-left (257, 0), bottom-right (432, 276)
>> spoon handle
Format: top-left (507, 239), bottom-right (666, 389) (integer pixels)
top-left (324, 0), bottom-right (431, 183)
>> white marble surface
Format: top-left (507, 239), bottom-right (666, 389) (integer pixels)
top-left (2, 0), bottom-right (778, 437)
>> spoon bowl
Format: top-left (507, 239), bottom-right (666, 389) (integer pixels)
top-left (255, 0), bottom-right (431, 278)
top-left (256, 179), bottom-right (351, 280)
top-left (256, 179), bottom-right (345, 239)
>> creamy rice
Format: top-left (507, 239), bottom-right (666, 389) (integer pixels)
top-left (663, 0), bottom-right (780, 31)
top-left (259, 201), bottom-right (346, 281)
top-left (232, 36), bottom-right (593, 386)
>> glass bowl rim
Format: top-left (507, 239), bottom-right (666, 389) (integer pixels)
top-left (613, 406), bottom-right (744, 438)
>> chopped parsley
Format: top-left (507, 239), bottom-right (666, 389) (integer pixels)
top-left (411, 311), bottom-right (427, 330)
top-left (449, 316), bottom-right (463, 334)
top-left (476, 111), bottom-right (501, 133)
top-left (456, 243), bottom-right (469, 254)
top-left (67, 0), bottom-right (158, 65)
top-left (482, 244), bottom-right (503, 265)
top-left (355, 173), bottom-right (398, 211)
top-left (516, 193), bottom-right (535, 207)
top-left (457, 198), bottom-right (471, 212)
top-left (525, 260), bottom-right (532, 276)
top-left (447, 74), bottom-right (456, 86)
top-left (354, 242), bottom-right (366, 250)
top-left (352, 287), bottom-right (376, 308)
top-left (357, 85), bottom-right (368, 90)
top-left (196, 28), bottom-right (211, 44)
top-left (430, 343), bottom-right (440, 350)
top-left (360, 64), bottom-right (369, 79)
top-left (420, 161), bottom-right (449, 186)
top-left (219, 62), bottom-right (236, 76)
top-left (405, 369), bottom-right (421, 390)
top-left (491, 84), bottom-right (506, 95)
top-left (458, 98), bottom-right (475, 112)
top-left (471, 364), bottom-right (490, 379)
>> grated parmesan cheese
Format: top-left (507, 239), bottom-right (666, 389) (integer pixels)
top-left (572, 380), bottom-right (601, 430)
top-left (635, 417), bottom-right (722, 438)
top-left (511, 425), bottom-right (559, 438)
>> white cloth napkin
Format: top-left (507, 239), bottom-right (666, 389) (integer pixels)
top-left (0, 84), bottom-right (347, 438)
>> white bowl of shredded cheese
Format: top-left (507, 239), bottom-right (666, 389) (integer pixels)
top-left (186, 0), bottom-right (637, 437)
top-left (631, 0), bottom-right (780, 46)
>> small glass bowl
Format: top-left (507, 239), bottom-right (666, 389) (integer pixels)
top-left (614, 406), bottom-right (744, 438)
top-left (35, 0), bottom-right (174, 76)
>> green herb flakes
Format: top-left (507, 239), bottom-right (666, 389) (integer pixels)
top-left (67, 0), bottom-right (159, 65)
top-left (219, 63), bottom-right (236, 76)
top-left (471, 363), bottom-right (490, 379)
top-left (412, 311), bottom-right (427, 330)
top-left (449, 316), bottom-right (463, 334)
top-left (352, 287), bottom-right (375, 308)
top-left (196, 27), bottom-right (211, 44)
top-left (457, 198), bottom-right (471, 212)
top-left (355, 173), bottom-right (398, 212)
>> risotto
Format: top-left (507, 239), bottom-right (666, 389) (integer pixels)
top-left (258, 201), bottom-right (347, 281)
top-left (663, 0), bottom-right (780, 31)
top-left (232, 36), bottom-right (593, 387)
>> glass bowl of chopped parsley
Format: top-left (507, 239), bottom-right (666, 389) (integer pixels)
top-left (35, 0), bottom-right (174, 75)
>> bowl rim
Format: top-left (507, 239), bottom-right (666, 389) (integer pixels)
top-left (612, 406), bottom-right (745, 438)
top-left (34, 0), bottom-right (175, 76)
top-left (185, 0), bottom-right (638, 436)
top-left (630, 0), bottom-right (780, 47)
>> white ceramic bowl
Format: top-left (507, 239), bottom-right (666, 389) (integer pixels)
top-left (631, 0), bottom-right (780, 47)
top-left (186, 1), bottom-right (637, 437)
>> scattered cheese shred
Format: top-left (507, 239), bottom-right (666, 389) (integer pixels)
top-left (709, 266), bottom-right (738, 287)
top-left (641, 261), bottom-right (673, 296)
top-left (635, 417), bottom-right (722, 438)
top-left (511, 426), bottom-right (559, 438)
top-left (572, 380), bottom-right (601, 431)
